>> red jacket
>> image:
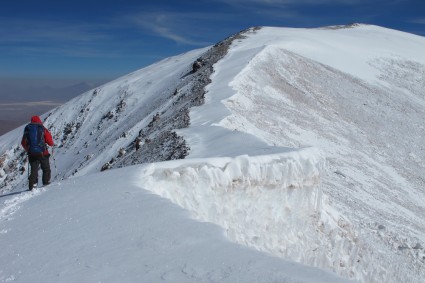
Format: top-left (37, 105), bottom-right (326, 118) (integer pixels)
top-left (21, 116), bottom-right (54, 156)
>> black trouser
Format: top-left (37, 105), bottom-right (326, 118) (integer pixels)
top-left (28, 154), bottom-right (51, 190)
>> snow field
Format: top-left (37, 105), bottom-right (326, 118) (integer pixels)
top-left (0, 167), bottom-right (351, 283)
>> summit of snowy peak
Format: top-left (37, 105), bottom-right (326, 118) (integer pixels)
top-left (317, 23), bottom-right (368, 30)
top-left (236, 24), bottom-right (425, 85)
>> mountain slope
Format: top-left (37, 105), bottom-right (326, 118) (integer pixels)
top-left (1, 25), bottom-right (424, 282)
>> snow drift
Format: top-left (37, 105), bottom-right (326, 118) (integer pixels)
top-left (137, 148), bottom-right (421, 283)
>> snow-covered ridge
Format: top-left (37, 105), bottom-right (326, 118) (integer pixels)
top-left (1, 25), bottom-right (425, 282)
top-left (174, 25), bottom-right (424, 281)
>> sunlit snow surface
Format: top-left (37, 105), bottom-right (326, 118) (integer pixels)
top-left (1, 25), bottom-right (425, 282)
top-left (1, 166), bottom-right (353, 283)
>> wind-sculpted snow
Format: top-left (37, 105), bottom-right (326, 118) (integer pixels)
top-left (137, 148), bottom-right (423, 283)
top-left (137, 149), bottom-right (357, 280)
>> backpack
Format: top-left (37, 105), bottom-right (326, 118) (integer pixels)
top-left (25, 123), bottom-right (46, 156)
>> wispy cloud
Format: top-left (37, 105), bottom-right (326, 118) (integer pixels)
top-left (128, 11), bottom-right (228, 46)
top-left (409, 18), bottom-right (425, 25)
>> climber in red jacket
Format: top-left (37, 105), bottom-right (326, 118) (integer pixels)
top-left (21, 116), bottom-right (55, 190)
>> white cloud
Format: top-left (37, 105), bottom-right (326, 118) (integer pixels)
top-left (410, 18), bottom-right (425, 25)
top-left (129, 11), bottom-right (225, 46)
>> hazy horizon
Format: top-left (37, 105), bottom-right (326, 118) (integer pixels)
top-left (0, 77), bottom-right (107, 135)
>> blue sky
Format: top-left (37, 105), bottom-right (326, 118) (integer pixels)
top-left (0, 0), bottom-right (424, 95)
